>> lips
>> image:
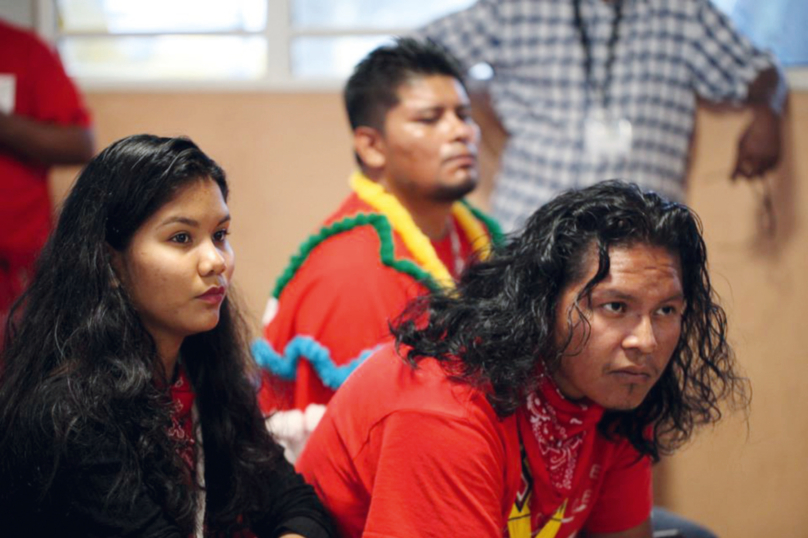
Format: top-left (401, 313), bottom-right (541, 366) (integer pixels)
top-left (445, 153), bottom-right (477, 166)
top-left (610, 367), bottom-right (653, 382)
top-left (198, 286), bottom-right (226, 304)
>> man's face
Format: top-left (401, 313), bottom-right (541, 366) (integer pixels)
top-left (378, 74), bottom-right (480, 203)
top-left (551, 243), bottom-right (686, 410)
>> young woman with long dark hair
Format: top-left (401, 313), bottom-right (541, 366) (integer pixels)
top-left (0, 134), bottom-right (334, 537)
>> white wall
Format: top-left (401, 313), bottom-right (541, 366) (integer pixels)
top-left (0, 0), bottom-right (33, 28)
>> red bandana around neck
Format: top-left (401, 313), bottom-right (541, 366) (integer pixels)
top-left (517, 371), bottom-right (604, 519)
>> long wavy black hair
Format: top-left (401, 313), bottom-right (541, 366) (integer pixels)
top-left (0, 135), bottom-right (285, 532)
top-left (394, 181), bottom-right (749, 461)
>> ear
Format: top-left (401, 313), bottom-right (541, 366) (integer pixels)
top-left (353, 126), bottom-right (387, 170)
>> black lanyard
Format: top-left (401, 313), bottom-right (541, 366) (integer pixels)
top-left (573, 0), bottom-right (624, 109)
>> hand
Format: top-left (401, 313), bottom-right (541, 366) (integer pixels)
top-left (731, 107), bottom-right (782, 181)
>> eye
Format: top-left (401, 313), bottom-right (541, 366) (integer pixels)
top-left (213, 229), bottom-right (230, 242)
top-left (417, 116), bottom-right (440, 124)
top-left (602, 302), bottom-right (625, 314)
top-left (656, 305), bottom-right (679, 316)
top-left (170, 232), bottom-right (191, 244)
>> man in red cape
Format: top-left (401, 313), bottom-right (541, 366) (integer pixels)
top-left (252, 38), bottom-right (502, 458)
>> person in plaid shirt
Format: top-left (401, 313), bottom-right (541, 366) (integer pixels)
top-left (420, 0), bottom-right (787, 232)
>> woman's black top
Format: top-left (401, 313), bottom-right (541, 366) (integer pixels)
top-left (2, 434), bottom-right (334, 538)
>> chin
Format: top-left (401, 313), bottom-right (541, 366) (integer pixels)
top-left (604, 393), bottom-right (650, 411)
top-left (432, 176), bottom-right (478, 202)
top-left (191, 316), bottom-right (221, 335)
top-left (605, 401), bottom-right (643, 412)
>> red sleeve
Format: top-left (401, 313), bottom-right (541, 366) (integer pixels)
top-left (263, 226), bottom-right (424, 409)
top-left (362, 410), bottom-right (509, 538)
top-left (26, 35), bottom-right (91, 127)
top-left (584, 441), bottom-right (653, 534)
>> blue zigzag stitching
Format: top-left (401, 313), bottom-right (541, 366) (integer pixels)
top-left (251, 336), bottom-right (379, 390)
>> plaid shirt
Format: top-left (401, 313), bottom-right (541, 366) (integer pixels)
top-left (421, 0), bottom-right (775, 231)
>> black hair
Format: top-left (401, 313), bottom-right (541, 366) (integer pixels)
top-left (394, 180), bottom-right (749, 461)
top-left (0, 134), bottom-right (285, 532)
top-left (344, 36), bottom-right (466, 132)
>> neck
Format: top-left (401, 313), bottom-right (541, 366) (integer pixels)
top-left (404, 199), bottom-right (454, 240)
top-left (376, 179), bottom-right (454, 240)
top-left (152, 331), bottom-right (183, 380)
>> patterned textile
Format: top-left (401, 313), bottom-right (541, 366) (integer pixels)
top-left (511, 373), bottom-right (604, 536)
top-left (523, 375), bottom-right (602, 494)
top-left (421, 0), bottom-right (776, 231)
top-left (168, 366), bottom-right (196, 480)
top-left (168, 368), bottom-right (263, 538)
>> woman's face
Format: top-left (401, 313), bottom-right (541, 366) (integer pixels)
top-left (112, 178), bottom-right (234, 356)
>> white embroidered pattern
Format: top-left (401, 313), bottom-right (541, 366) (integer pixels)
top-left (525, 392), bottom-right (585, 493)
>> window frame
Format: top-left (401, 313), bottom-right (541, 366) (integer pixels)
top-left (35, 0), bottom-right (415, 92)
top-left (35, 0), bottom-right (808, 92)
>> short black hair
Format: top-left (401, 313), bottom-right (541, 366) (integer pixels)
top-left (344, 36), bottom-right (466, 132)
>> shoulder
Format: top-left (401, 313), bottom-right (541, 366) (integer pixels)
top-left (1, 379), bottom-right (92, 463)
top-left (308, 221), bottom-right (390, 273)
top-left (1, 411), bottom-right (123, 500)
top-left (274, 223), bottom-right (414, 309)
top-left (0, 20), bottom-right (58, 65)
top-left (0, 20), bottom-right (42, 49)
top-left (273, 200), bottom-right (421, 301)
top-left (304, 345), bottom-right (514, 470)
top-left (330, 345), bottom-right (502, 431)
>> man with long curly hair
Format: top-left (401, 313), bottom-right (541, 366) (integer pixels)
top-left (297, 181), bottom-right (748, 538)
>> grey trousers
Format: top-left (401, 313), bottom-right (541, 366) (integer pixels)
top-left (652, 507), bottom-right (718, 538)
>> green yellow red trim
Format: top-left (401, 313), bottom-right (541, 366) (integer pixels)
top-left (271, 171), bottom-right (502, 299)
top-left (350, 171), bottom-right (497, 285)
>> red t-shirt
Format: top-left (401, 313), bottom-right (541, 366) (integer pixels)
top-left (0, 20), bottom-right (91, 307)
top-left (297, 344), bottom-right (652, 538)
top-left (260, 192), bottom-right (476, 411)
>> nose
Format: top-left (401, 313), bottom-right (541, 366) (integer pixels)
top-left (199, 240), bottom-right (227, 276)
top-left (451, 113), bottom-right (479, 144)
top-left (622, 315), bottom-right (658, 355)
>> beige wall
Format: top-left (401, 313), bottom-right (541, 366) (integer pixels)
top-left (51, 92), bottom-right (357, 328)
top-left (51, 91), bottom-right (808, 537)
top-left (663, 94), bottom-right (808, 536)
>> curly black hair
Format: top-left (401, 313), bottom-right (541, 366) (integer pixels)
top-left (0, 135), bottom-right (285, 533)
top-left (394, 180), bottom-right (749, 461)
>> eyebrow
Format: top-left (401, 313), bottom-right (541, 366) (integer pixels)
top-left (591, 289), bottom-right (685, 304)
top-left (158, 214), bottom-right (231, 228)
top-left (411, 105), bottom-right (444, 114)
top-left (412, 102), bottom-right (471, 112)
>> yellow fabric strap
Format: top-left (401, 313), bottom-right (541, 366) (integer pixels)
top-left (537, 501), bottom-right (567, 538)
top-left (508, 498), bottom-right (532, 538)
top-left (508, 500), bottom-right (566, 538)
top-left (350, 171), bottom-right (493, 288)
